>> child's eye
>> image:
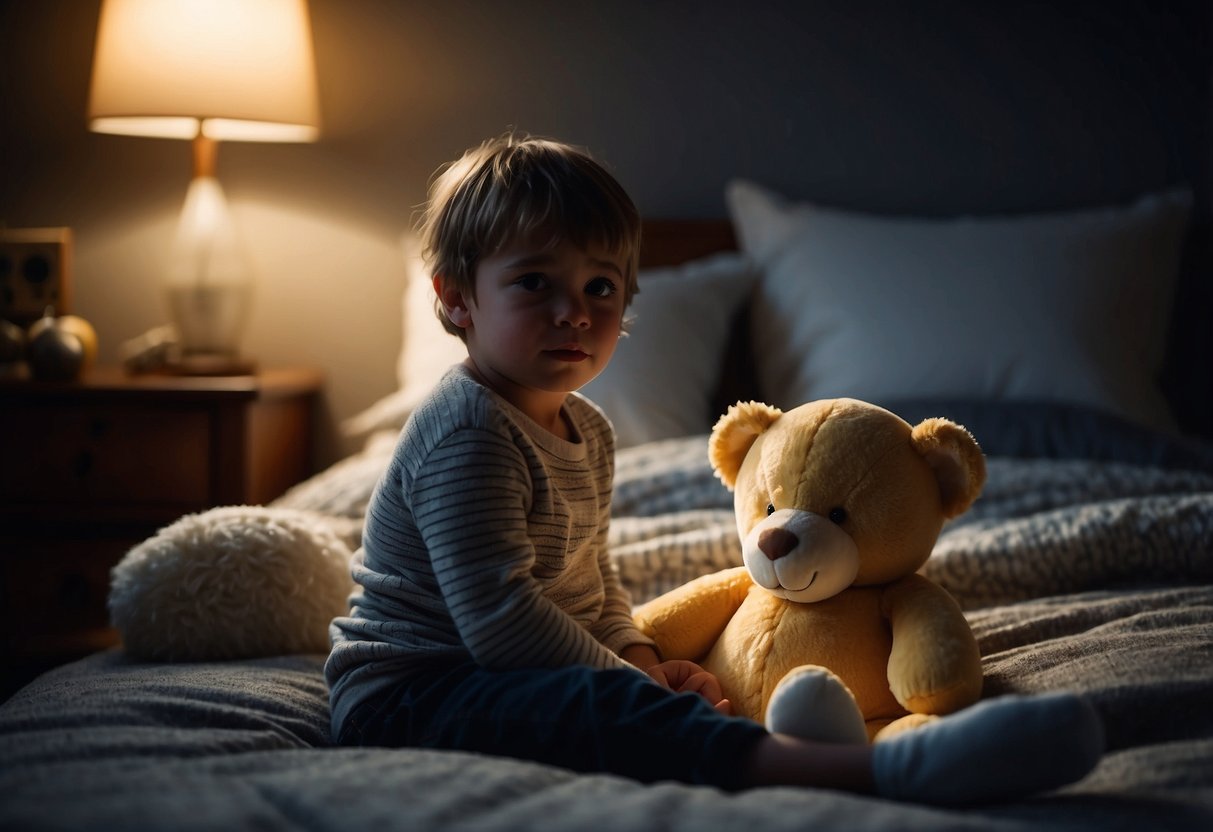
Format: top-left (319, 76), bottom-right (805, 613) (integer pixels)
top-left (516, 273), bottom-right (547, 291)
top-left (586, 277), bottom-right (617, 298)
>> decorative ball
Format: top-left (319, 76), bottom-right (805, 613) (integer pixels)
top-left (56, 314), bottom-right (99, 367)
top-left (26, 322), bottom-right (84, 381)
top-left (26, 312), bottom-right (98, 381)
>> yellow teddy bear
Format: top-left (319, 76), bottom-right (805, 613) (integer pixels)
top-left (634, 398), bottom-right (987, 742)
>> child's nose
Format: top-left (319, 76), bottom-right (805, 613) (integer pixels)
top-left (556, 292), bottom-right (591, 328)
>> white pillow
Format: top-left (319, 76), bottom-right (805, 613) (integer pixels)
top-left (396, 233), bottom-right (468, 398)
top-left (341, 235), bottom-right (466, 438)
top-left (726, 179), bottom-right (1192, 431)
top-left (581, 252), bottom-right (756, 447)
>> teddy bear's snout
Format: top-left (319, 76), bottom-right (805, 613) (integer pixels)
top-left (758, 528), bottom-right (798, 561)
top-left (743, 509), bottom-right (860, 602)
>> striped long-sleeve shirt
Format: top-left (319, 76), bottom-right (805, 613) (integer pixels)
top-left (325, 364), bottom-right (656, 733)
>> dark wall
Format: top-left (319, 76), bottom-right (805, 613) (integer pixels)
top-left (2, 0), bottom-right (1210, 449)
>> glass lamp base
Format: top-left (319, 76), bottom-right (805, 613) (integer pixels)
top-left (167, 283), bottom-right (250, 355)
top-left (164, 176), bottom-right (254, 376)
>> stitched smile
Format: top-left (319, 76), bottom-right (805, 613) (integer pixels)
top-left (786, 572), bottom-right (818, 592)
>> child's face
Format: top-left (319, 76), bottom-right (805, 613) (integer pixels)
top-left (443, 238), bottom-right (627, 409)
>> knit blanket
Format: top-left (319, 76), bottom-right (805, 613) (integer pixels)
top-left (3, 432), bottom-right (1212, 832)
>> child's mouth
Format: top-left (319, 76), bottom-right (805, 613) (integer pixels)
top-left (548, 349), bottom-right (588, 362)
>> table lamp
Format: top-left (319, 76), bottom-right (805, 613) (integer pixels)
top-left (87, 0), bottom-right (320, 374)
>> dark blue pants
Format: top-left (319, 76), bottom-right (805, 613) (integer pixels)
top-left (335, 661), bottom-right (767, 788)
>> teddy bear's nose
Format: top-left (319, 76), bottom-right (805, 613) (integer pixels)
top-left (758, 528), bottom-right (799, 561)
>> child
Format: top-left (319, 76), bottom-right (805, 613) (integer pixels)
top-left (325, 134), bottom-right (1104, 803)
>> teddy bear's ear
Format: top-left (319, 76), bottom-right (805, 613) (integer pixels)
top-left (708, 401), bottom-right (782, 489)
top-left (910, 418), bottom-right (987, 518)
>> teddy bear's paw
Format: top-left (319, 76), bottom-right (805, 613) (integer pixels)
top-left (764, 665), bottom-right (868, 743)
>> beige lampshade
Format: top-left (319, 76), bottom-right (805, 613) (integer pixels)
top-left (88, 0), bottom-right (320, 143)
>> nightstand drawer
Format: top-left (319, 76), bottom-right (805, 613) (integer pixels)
top-left (0, 403), bottom-right (212, 506)
top-left (0, 536), bottom-right (132, 651)
top-left (0, 366), bottom-right (322, 697)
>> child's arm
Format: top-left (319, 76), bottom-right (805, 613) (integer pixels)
top-left (618, 643), bottom-right (661, 669)
top-left (414, 429), bottom-right (633, 672)
top-left (588, 509), bottom-right (661, 660)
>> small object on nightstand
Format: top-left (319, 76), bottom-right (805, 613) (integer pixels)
top-left (120, 325), bottom-right (179, 374)
top-left (26, 325), bottom-right (84, 381)
top-left (0, 227), bottom-right (73, 328)
top-left (121, 325), bottom-right (259, 377)
top-left (25, 310), bottom-right (98, 382)
top-left (0, 320), bottom-right (25, 369)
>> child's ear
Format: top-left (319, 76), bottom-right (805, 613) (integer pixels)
top-left (433, 274), bottom-right (472, 329)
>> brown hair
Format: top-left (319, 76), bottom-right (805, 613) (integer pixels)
top-left (419, 134), bottom-right (641, 339)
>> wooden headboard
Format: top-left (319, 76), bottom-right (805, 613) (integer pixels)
top-left (639, 220), bottom-right (736, 268)
top-left (639, 219), bottom-right (755, 417)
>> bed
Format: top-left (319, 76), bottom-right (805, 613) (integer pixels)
top-left (3, 184), bottom-right (1213, 831)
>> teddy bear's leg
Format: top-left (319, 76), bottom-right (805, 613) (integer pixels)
top-left (872, 713), bottom-right (935, 742)
top-left (764, 665), bottom-right (868, 744)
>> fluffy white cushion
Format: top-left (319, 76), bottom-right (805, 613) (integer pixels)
top-left (344, 242), bottom-right (756, 448)
top-left (581, 252), bottom-right (756, 447)
top-left (109, 507), bottom-right (354, 661)
top-left (726, 179), bottom-right (1192, 431)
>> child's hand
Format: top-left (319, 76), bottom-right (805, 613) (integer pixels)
top-left (646, 660), bottom-right (733, 715)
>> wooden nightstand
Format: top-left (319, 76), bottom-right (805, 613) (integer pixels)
top-left (0, 366), bottom-right (323, 696)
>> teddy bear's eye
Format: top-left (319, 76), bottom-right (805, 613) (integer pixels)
top-left (828, 507), bottom-right (847, 525)
top-left (766, 504), bottom-right (775, 516)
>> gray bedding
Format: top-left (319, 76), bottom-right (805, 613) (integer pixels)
top-left (2, 431), bottom-right (1212, 831)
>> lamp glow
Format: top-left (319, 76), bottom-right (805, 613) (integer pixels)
top-left (88, 0), bottom-right (319, 143)
top-left (88, 0), bottom-right (320, 373)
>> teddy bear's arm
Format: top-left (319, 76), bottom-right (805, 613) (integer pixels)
top-left (882, 573), bottom-right (983, 715)
top-left (633, 566), bottom-right (752, 662)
